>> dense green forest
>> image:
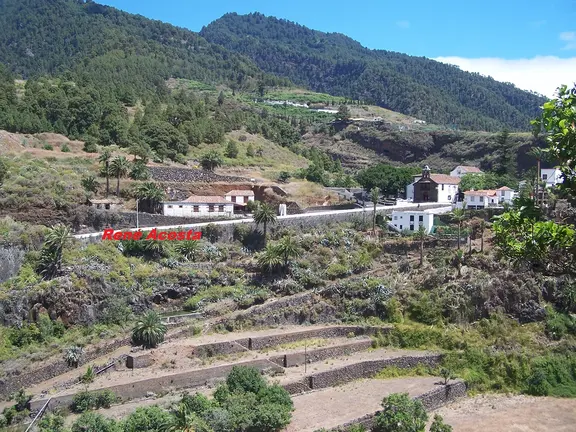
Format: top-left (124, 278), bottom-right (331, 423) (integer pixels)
top-left (0, 0), bottom-right (546, 137)
top-left (200, 13), bottom-right (546, 131)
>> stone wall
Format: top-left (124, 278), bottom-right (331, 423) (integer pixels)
top-left (308, 354), bottom-right (443, 390)
top-left (31, 359), bottom-right (283, 411)
top-left (330, 381), bottom-right (467, 431)
top-left (193, 341), bottom-right (249, 358)
top-left (0, 336), bottom-right (131, 399)
top-left (269, 339), bottom-right (373, 368)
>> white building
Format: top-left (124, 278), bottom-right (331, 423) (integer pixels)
top-left (540, 168), bottom-right (564, 188)
top-left (162, 196), bottom-right (234, 217)
top-left (406, 168), bottom-right (461, 203)
top-left (391, 211), bottom-right (434, 234)
top-left (496, 186), bottom-right (516, 204)
top-left (450, 165), bottom-right (483, 178)
top-left (225, 190), bottom-right (255, 205)
top-left (464, 190), bottom-right (499, 209)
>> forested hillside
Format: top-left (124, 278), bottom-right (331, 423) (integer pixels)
top-left (0, 0), bottom-right (288, 98)
top-left (201, 13), bottom-right (547, 131)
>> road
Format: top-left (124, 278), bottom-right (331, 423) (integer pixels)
top-left (73, 202), bottom-right (453, 240)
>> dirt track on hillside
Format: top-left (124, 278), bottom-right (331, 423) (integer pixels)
top-left (432, 394), bottom-right (576, 432)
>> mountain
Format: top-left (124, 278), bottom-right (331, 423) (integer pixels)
top-left (0, 0), bottom-right (288, 97)
top-left (201, 13), bottom-right (547, 132)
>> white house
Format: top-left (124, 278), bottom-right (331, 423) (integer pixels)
top-left (540, 168), bottom-right (564, 188)
top-left (391, 211), bottom-right (434, 234)
top-left (464, 190), bottom-right (499, 209)
top-left (450, 166), bottom-right (483, 178)
top-left (225, 190), bottom-right (255, 205)
top-left (496, 186), bottom-right (516, 204)
top-left (162, 196), bottom-right (234, 217)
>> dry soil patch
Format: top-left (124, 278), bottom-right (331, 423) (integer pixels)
top-left (432, 394), bottom-right (576, 432)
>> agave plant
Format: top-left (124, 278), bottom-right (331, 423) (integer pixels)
top-left (132, 311), bottom-right (167, 349)
top-left (65, 345), bottom-right (83, 368)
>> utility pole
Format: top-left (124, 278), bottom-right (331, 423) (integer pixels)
top-left (304, 339), bottom-right (307, 374)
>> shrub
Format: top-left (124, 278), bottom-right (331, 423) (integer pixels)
top-left (325, 262), bottom-right (351, 279)
top-left (38, 413), bottom-right (66, 432)
top-left (61, 144), bottom-right (71, 152)
top-left (202, 224), bottom-right (222, 243)
top-left (225, 140), bottom-right (239, 158)
top-left (83, 139), bottom-right (98, 153)
top-left (81, 366), bottom-right (95, 384)
top-left (123, 406), bottom-right (172, 432)
top-left (226, 366), bottom-right (267, 395)
top-left (71, 412), bottom-right (118, 432)
top-left (71, 391), bottom-right (95, 413)
top-left (94, 390), bottom-right (117, 408)
top-left (43, 143), bottom-right (54, 150)
top-left (65, 346), bottom-right (83, 368)
top-left (373, 393), bottom-right (427, 432)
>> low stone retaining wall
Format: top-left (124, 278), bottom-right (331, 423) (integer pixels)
top-left (31, 359), bottom-right (283, 412)
top-left (309, 354), bottom-right (443, 391)
top-left (193, 341), bottom-right (249, 358)
top-left (0, 336), bottom-right (131, 400)
top-left (269, 339), bottom-right (373, 368)
top-left (330, 381), bottom-right (467, 431)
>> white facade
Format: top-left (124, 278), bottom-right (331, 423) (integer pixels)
top-left (391, 211), bottom-right (434, 234)
top-left (464, 191), bottom-right (498, 209)
top-left (437, 183), bottom-right (459, 203)
top-left (496, 187), bottom-right (516, 204)
top-left (162, 197), bottom-right (234, 217)
top-left (225, 190), bottom-right (255, 205)
top-left (540, 168), bottom-right (563, 188)
top-left (450, 166), bottom-right (483, 178)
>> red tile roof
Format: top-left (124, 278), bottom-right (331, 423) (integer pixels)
top-left (464, 189), bottom-right (497, 196)
top-left (497, 186), bottom-right (513, 191)
top-left (182, 196), bottom-right (230, 204)
top-left (455, 166), bottom-right (483, 173)
top-left (225, 190), bottom-right (254, 196)
top-left (429, 174), bottom-right (461, 185)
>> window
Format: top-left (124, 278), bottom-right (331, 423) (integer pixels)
top-left (193, 206), bottom-right (199, 212)
top-left (410, 225), bottom-right (414, 231)
top-left (209, 205), bottom-right (215, 212)
top-left (470, 196), bottom-right (475, 202)
top-left (479, 196), bottom-right (484, 202)
top-left (394, 216), bottom-right (398, 220)
top-left (441, 184), bottom-right (444, 191)
top-left (179, 205), bottom-right (183, 208)
top-left (218, 205), bottom-right (224, 212)
top-left (105, 204), bottom-right (110, 210)
top-left (447, 195), bottom-right (452, 201)
top-left (167, 205), bottom-right (173, 209)
top-left (410, 215), bottom-right (414, 221)
top-left (232, 196), bottom-right (236, 203)
top-left (419, 215), bottom-right (423, 222)
top-left (400, 225), bottom-right (403, 230)
top-left (542, 174), bottom-right (548, 180)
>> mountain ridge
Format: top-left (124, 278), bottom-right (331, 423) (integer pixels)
top-left (201, 12), bottom-right (546, 131)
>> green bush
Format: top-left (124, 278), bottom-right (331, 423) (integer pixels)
top-left (71, 412), bottom-right (119, 432)
top-left (123, 406), bottom-right (172, 432)
top-left (43, 143), bottom-right (54, 150)
top-left (544, 308), bottom-right (576, 340)
top-left (83, 139), bottom-right (98, 153)
top-left (325, 262), bottom-right (351, 279)
top-left (61, 144), bottom-right (71, 152)
top-left (71, 391), bottom-right (95, 413)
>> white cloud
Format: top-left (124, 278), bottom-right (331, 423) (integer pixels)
top-left (396, 20), bottom-right (410, 29)
top-left (560, 31), bottom-right (576, 50)
top-left (433, 56), bottom-right (576, 98)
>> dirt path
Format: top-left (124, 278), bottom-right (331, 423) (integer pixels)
top-left (285, 377), bottom-right (441, 432)
top-left (432, 394), bottom-right (576, 432)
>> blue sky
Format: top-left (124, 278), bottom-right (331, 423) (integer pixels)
top-left (99, 0), bottom-right (576, 97)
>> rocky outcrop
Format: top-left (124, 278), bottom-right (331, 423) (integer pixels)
top-left (0, 246), bottom-right (25, 283)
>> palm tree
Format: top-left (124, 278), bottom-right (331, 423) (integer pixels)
top-left (451, 249), bottom-right (464, 277)
top-left (111, 156), bottom-right (130, 197)
top-left (257, 244), bottom-right (283, 273)
top-left (413, 225), bottom-right (427, 266)
top-left (528, 146), bottom-right (547, 207)
top-left (452, 208), bottom-right (466, 250)
top-left (253, 202), bottom-right (277, 246)
top-left (98, 149), bottom-right (112, 197)
top-left (135, 182), bottom-right (165, 214)
top-left (37, 224), bottom-right (71, 279)
top-left (166, 403), bottom-right (208, 432)
top-left (132, 311), bottom-right (167, 349)
top-left (370, 186), bottom-right (380, 235)
top-left (275, 236), bottom-right (301, 268)
top-left (81, 175), bottom-right (99, 193)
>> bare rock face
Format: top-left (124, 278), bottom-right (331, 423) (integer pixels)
top-left (149, 167), bottom-right (247, 183)
top-left (0, 247), bottom-right (25, 283)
